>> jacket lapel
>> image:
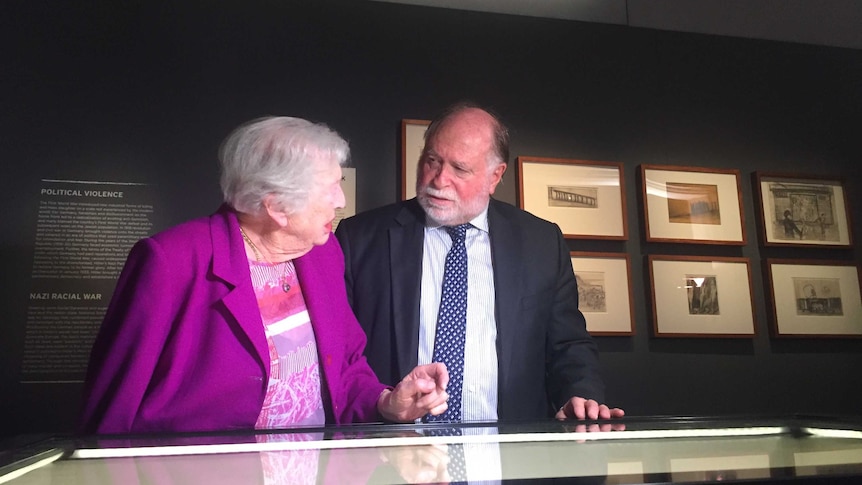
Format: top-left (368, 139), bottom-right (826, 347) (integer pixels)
top-left (487, 200), bottom-right (521, 398)
top-left (210, 206), bottom-right (269, 374)
top-left (390, 201), bottom-right (426, 378)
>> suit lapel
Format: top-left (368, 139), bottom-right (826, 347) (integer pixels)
top-left (390, 201), bottom-right (426, 378)
top-left (210, 207), bottom-right (269, 374)
top-left (487, 200), bottom-right (522, 398)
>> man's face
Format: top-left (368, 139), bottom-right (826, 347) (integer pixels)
top-left (415, 109), bottom-right (506, 226)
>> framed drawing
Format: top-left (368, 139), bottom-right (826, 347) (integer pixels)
top-left (570, 252), bottom-right (634, 336)
top-left (765, 259), bottom-right (862, 338)
top-left (753, 172), bottom-right (852, 248)
top-left (640, 164), bottom-right (745, 245)
top-left (400, 119), bottom-right (430, 201)
top-left (518, 157), bottom-right (627, 240)
top-left (648, 255), bottom-right (756, 338)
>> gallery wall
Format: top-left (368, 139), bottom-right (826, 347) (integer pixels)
top-left (2, 0), bottom-right (860, 438)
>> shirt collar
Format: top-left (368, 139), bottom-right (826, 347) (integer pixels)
top-left (425, 206), bottom-right (489, 233)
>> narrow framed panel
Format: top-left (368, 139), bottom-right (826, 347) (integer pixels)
top-left (648, 255), bottom-right (756, 338)
top-left (640, 164), bottom-right (745, 245)
top-left (519, 157), bottom-right (627, 240)
top-left (753, 172), bottom-right (852, 248)
top-left (765, 259), bottom-right (862, 338)
top-left (400, 119), bottom-right (430, 201)
top-left (570, 252), bottom-right (635, 336)
top-left (332, 167), bottom-right (355, 232)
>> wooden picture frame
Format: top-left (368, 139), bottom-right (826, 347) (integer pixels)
top-left (640, 164), bottom-right (746, 245)
top-left (753, 172), bottom-right (853, 248)
top-left (648, 255), bottom-right (756, 338)
top-left (570, 252), bottom-right (635, 336)
top-left (765, 259), bottom-right (862, 338)
top-left (519, 157), bottom-right (627, 240)
top-left (400, 119), bottom-right (430, 201)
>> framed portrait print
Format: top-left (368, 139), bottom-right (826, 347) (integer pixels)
top-left (640, 165), bottom-right (746, 245)
top-left (765, 259), bottom-right (862, 338)
top-left (753, 172), bottom-right (852, 248)
top-left (570, 252), bottom-right (634, 335)
top-left (648, 255), bottom-right (756, 338)
top-left (518, 157), bottom-right (627, 240)
top-left (400, 119), bottom-right (429, 201)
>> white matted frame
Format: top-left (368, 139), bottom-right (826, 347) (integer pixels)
top-left (765, 259), bottom-right (862, 338)
top-left (649, 255), bottom-right (756, 338)
top-left (640, 164), bottom-right (746, 245)
top-left (400, 119), bottom-right (429, 201)
top-left (753, 172), bottom-right (853, 248)
top-left (519, 157), bottom-right (627, 240)
top-left (570, 252), bottom-right (634, 336)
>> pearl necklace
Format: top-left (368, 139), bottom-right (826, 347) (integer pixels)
top-left (239, 226), bottom-right (292, 292)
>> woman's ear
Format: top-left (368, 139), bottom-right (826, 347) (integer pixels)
top-left (262, 194), bottom-right (290, 228)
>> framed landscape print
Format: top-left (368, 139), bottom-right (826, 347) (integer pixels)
top-left (640, 165), bottom-right (746, 245)
top-left (518, 157), bottom-right (627, 240)
top-left (570, 252), bottom-right (634, 335)
top-left (400, 119), bottom-right (430, 201)
top-left (753, 172), bottom-right (852, 248)
top-left (765, 259), bottom-right (862, 338)
top-left (648, 255), bottom-right (756, 338)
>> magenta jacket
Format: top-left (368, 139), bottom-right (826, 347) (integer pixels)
top-left (79, 205), bottom-right (388, 434)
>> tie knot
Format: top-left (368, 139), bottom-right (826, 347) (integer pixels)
top-left (446, 224), bottom-right (470, 244)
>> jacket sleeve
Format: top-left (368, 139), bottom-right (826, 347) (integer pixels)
top-left (78, 237), bottom-right (178, 434)
top-left (312, 235), bottom-right (389, 424)
top-left (545, 225), bottom-right (606, 408)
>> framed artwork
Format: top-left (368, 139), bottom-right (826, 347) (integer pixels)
top-left (570, 252), bottom-right (634, 336)
top-left (518, 157), bottom-right (627, 240)
top-left (640, 164), bottom-right (746, 245)
top-left (753, 172), bottom-right (853, 248)
top-left (400, 119), bottom-right (430, 201)
top-left (765, 259), bottom-right (862, 338)
top-left (648, 255), bottom-right (756, 338)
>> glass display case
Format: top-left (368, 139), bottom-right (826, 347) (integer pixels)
top-left (2, 415), bottom-right (862, 484)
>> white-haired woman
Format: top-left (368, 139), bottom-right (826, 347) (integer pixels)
top-left (80, 117), bottom-right (448, 434)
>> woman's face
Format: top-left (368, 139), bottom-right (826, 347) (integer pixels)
top-left (284, 158), bottom-right (345, 249)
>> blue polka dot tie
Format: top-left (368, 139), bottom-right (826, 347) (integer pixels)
top-left (426, 223), bottom-right (470, 423)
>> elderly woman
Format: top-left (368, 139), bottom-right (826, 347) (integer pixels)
top-left (79, 117), bottom-right (448, 434)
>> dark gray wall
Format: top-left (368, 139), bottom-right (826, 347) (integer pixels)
top-left (2, 0), bottom-right (860, 438)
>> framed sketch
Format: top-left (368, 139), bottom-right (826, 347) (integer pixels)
top-left (640, 164), bottom-right (746, 245)
top-left (648, 255), bottom-right (756, 338)
top-left (518, 157), bottom-right (627, 240)
top-left (400, 119), bottom-right (430, 201)
top-left (570, 252), bottom-right (634, 335)
top-left (765, 259), bottom-right (862, 338)
top-left (753, 172), bottom-right (852, 248)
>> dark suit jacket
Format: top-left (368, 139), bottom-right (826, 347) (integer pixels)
top-left (335, 198), bottom-right (605, 421)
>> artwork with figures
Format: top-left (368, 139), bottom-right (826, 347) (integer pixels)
top-left (575, 271), bottom-right (606, 313)
top-left (769, 182), bottom-right (839, 242)
top-left (666, 183), bottom-right (721, 225)
top-left (685, 275), bottom-right (719, 315)
top-left (793, 277), bottom-right (843, 316)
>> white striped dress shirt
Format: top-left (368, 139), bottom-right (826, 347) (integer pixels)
top-left (419, 209), bottom-right (499, 421)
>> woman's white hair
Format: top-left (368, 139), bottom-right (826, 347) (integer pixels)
top-left (219, 116), bottom-right (349, 216)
